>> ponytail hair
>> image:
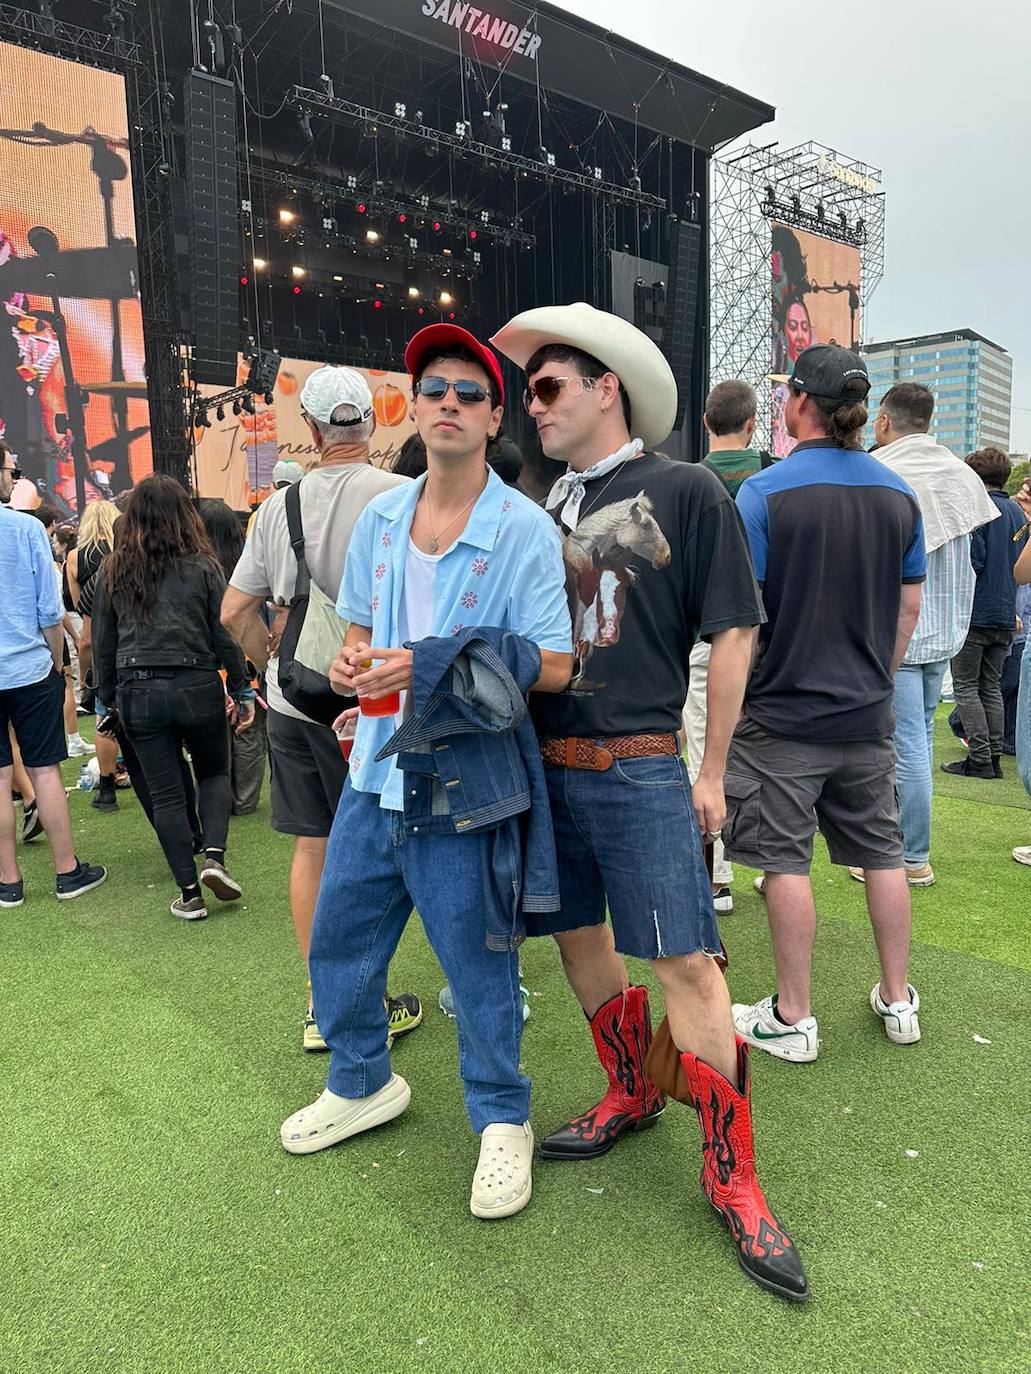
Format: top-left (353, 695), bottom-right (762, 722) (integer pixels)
top-left (806, 377), bottom-right (870, 450)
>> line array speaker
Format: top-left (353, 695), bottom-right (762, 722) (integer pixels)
top-left (662, 220), bottom-right (701, 433)
top-left (183, 70), bottom-right (239, 386)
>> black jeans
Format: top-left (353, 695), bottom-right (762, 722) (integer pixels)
top-left (1001, 638), bottom-right (1025, 754)
top-left (118, 669), bottom-right (230, 887)
top-left (951, 626), bottom-right (1014, 764)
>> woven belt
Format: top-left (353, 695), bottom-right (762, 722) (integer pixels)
top-left (540, 733), bottom-right (679, 772)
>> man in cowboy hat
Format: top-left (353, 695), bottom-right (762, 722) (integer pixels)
top-left (491, 303), bottom-right (808, 1302)
top-left (279, 325), bottom-right (573, 1223)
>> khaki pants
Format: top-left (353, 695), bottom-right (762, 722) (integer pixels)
top-left (681, 639), bottom-right (733, 886)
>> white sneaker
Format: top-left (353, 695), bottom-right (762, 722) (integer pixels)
top-left (67, 735), bottom-right (95, 757)
top-left (753, 875), bottom-right (766, 897)
top-left (869, 984), bottom-right (921, 1045)
top-left (470, 1121), bottom-right (533, 1220)
top-left (712, 886), bottom-right (734, 914)
top-left (280, 1075), bottom-right (411, 1155)
top-left (732, 994), bottom-right (819, 1062)
top-left (849, 864), bottom-right (935, 887)
top-left (1012, 845), bottom-right (1031, 867)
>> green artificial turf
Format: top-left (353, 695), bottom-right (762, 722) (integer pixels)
top-left (2, 719), bottom-right (1028, 1374)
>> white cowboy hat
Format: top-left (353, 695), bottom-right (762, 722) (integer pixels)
top-left (490, 302), bottom-right (678, 449)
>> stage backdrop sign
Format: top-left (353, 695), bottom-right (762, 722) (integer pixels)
top-left (770, 223), bottom-right (862, 457)
top-left (193, 358), bottom-right (417, 508)
top-left (0, 41), bottom-right (151, 514)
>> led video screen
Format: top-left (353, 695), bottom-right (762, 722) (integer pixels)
top-left (0, 41), bottom-right (151, 515)
top-left (770, 222), bottom-right (862, 457)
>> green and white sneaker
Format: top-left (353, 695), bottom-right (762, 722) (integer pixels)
top-left (732, 994), bottom-right (819, 1062)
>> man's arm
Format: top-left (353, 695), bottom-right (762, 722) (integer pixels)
top-left (42, 621), bottom-right (65, 674)
top-left (221, 585), bottom-right (271, 671)
top-left (533, 650), bottom-right (573, 694)
top-left (692, 626), bottom-right (758, 837)
top-left (891, 583), bottom-right (923, 672)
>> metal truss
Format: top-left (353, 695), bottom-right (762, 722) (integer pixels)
top-left (710, 140), bottom-right (885, 449)
top-left (287, 85), bottom-right (667, 213)
top-left (0, 3), bottom-right (139, 66)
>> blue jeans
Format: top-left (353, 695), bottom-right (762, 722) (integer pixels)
top-left (893, 660), bottom-right (949, 865)
top-left (309, 782), bottom-right (529, 1133)
top-left (1017, 635), bottom-right (1031, 798)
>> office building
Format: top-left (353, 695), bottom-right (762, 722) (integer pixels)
top-left (862, 329), bottom-right (1012, 454)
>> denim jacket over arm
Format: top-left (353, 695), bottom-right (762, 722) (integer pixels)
top-left (375, 626), bottom-right (561, 950)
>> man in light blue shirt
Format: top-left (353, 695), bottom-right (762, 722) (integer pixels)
top-left (0, 445), bottom-right (107, 905)
top-left (280, 326), bottom-right (571, 1223)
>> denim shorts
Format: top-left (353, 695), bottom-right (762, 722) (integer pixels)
top-left (526, 754), bottom-right (721, 961)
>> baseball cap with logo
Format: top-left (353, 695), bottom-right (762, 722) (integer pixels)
top-left (272, 459), bottom-right (304, 487)
top-left (299, 366), bottom-right (374, 425)
top-left (404, 323), bottom-right (505, 404)
top-left (789, 344), bottom-right (870, 403)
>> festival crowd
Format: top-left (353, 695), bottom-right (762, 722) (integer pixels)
top-left (2, 306), bottom-right (1030, 1306)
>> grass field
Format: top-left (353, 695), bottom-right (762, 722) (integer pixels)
top-left (3, 711), bottom-right (1028, 1374)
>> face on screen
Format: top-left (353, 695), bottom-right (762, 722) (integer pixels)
top-left (785, 302), bottom-right (813, 362)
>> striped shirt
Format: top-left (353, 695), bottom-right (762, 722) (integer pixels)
top-left (904, 532), bottom-right (974, 665)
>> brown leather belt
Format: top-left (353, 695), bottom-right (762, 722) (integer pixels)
top-left (540, 733), bottom-right (679, 772)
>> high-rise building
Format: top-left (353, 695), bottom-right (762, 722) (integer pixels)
top-left (862, 329), bottom-right (1012, 454)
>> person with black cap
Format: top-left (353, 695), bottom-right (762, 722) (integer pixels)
top-left (279, 326), bottom-right (572, 1223)
top-left (492, 303), bottom-right (807, 1303)
top-left (725, 344), bottom-right (928, 1061)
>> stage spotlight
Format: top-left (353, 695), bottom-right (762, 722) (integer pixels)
top-left (469, 230), bottom-right (477, 241)
top-left (407, 236), bottom-right (418, 250)
top-left (291, 265), bottom-right (306, 278)
top-left (232, 400), bottom-right (241, 416)
top-left (394, 102), bottom-right (407, 118)
top-left (629, 169), bottom-right (641, 193)
top-left (374, 299), bottom-right (383, 310)
top-left (432, 221), bottom-right (441, 232)
top-left (417, 306), bottom-right (425, 315)
top-left (356, 202), bottom-right (367, 214)
top-left (297, 110), bottom-right (314, 146)
top-left (322, 217), bottom-right (334, 231)
top-left (544, 150), bottom-right (556, 168)
top-left (366, 229), bottom-right (380, 244)
top-left (252, 258), bottom-right (266, 270)
top-left (472, 252), bottom-right (481, 264)
top-left (346, 175), bottom-right (357, 190)
top-left (239, 275), bottom-right (248, 286)
top-left (279, 208), bottom-right (296, 224)
top-left (408, 286), bottom-right (420, 299)
top-left (455, 121), bottom-right (467, 136)
top-left (398, 213), bottom-right (407, 224)
top-left (216, 405), bottom-right (225, 422)
top-left (292, 285), bottom-right (302, 295)
top-left (439, 290), bottom-right (453, 306)
top-left (501, 136), bottom-right (511, 152)
top-left (264, 391), bottom-right (274, 405)
top-left (333, 274), bottom-right (344, 282)
top-left (448, 312), bottom-right (456, 320)
top-left (419, 194), bottom-right (430, 209)
top-left (816, 201), bottom-right (825, 221)
top-left (593, 166), bottom-right (603, 181)
top-left (242, 394), bottom-right (255, 415)
top-left (480, 210), bottom-right (490, 223)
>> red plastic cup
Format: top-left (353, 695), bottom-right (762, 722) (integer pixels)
top-left (358, 690), bottom-right (401, 718)
top-left (337, 734), bottom-right (354, 760)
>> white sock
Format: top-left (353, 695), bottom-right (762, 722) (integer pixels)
top-left (68, 732), bottom-right (83, 745)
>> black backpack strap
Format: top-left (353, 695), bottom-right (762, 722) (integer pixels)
top-left (284, 479), bottom-right (310, 596)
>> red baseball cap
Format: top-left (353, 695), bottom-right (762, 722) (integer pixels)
top-left (403, 323), bottom-right (505, 404)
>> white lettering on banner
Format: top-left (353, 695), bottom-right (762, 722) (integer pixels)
top-left (420, 0), bottom-right (541, 60)
top-left (817, 154), bottom-right (877, 196)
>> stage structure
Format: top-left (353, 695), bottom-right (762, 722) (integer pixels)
top-left (710, 140), bottom-right (885, 452)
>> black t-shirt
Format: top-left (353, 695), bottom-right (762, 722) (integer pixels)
top-left (532, 452), bottom-right (765, 738)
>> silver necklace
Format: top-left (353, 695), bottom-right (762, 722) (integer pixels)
top-left (569, 458), bottom-right (634, 527)
top-left (422, 476), bottom-right (486, 553)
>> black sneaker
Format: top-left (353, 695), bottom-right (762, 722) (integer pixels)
top-left (0, 877), bottom-right (24, 908)
top-left (940, 758), bottom-right (996, 779)
top-left (386, 992), bottom-right (423, 1049)
top-left (56, 859), bottom-right (108, 901)
top-left (992, 756), bottom-right (1004, 779)
top-left (21, 802), bottom-right (43, 843)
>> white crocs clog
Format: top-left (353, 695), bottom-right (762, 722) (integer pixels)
top-left (470, 1121), bottom-right (533, 1220)
top-left (280, 1074), bottom-right (410, 1155)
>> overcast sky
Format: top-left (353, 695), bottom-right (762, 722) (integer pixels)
top-left (554, 0), bottom-right (1031, 451)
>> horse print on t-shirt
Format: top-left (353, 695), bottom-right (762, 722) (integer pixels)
top-left (562, 490), bottom-right (671, 689)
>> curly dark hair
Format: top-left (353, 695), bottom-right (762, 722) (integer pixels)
top-left (104, 474), bottom-right (218, 621)
top-left (965, 446), bottom-right (1011, 489)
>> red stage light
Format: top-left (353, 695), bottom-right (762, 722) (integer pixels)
top-left (469, 230), bottom-right (477, 240)
top-left (239, 275), bottom-right (248, 286)
top-left (448, 311), bottom-right (456, 320)
top-left (417, 307), bottom-right (425, 315)
top-left (432, 221), bottom-right (441, 232)
top-left (357, 202), bottom-right (367, 214)
top-left (374, 299), bottom-right (383, 309)
top-left (398, 212), bottom-right (407, 223)
top-left (292, 285), bottom-right (302, 295)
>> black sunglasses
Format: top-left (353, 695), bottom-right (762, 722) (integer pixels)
top-left (2, 465), bottom-right (22, 480)
top-left (415, 376), bottom-right (490, 405)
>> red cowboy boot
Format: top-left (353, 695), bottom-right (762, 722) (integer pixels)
top-left (680, 1037), bottom-right (809, 1302)
top-left (539, 985), bottom-right (666, 1160)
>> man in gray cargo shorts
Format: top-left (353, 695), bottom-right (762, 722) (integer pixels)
top-left (723, 344), bottom-right (927, 1063)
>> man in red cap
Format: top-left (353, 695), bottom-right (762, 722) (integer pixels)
top-left (280, 326), bottom-right (573, 1223)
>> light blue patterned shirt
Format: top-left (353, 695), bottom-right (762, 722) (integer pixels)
top-left (0, 507), bottom-right (63, 690)
top-left (337, 467), bottom-right (572, 808)
top-left (903, 532), bottom-right (975, 665)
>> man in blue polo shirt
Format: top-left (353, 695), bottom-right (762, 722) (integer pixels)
top-left (279, 325), bottom-right (572, 1222)
top-left (724, 345), bottom-right (927, 1061)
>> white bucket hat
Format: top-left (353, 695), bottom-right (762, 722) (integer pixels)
top-left (491, 302), bottom-right (678, 449)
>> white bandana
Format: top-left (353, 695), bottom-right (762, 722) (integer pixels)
top-left (545, 439), bottom-right (644, 529)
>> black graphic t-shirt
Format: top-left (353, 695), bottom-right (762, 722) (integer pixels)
top-left (532, 452), bottom-right (765, 738)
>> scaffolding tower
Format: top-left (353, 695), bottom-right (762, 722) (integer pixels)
top-left (710, 140), bottom-right (885, 449)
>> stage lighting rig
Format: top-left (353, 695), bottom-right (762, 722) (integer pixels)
top-left (190, 348), bottom-right (281, 427)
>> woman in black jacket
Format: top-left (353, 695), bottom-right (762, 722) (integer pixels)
top-left (92, 476), bottom-right (254, 919)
